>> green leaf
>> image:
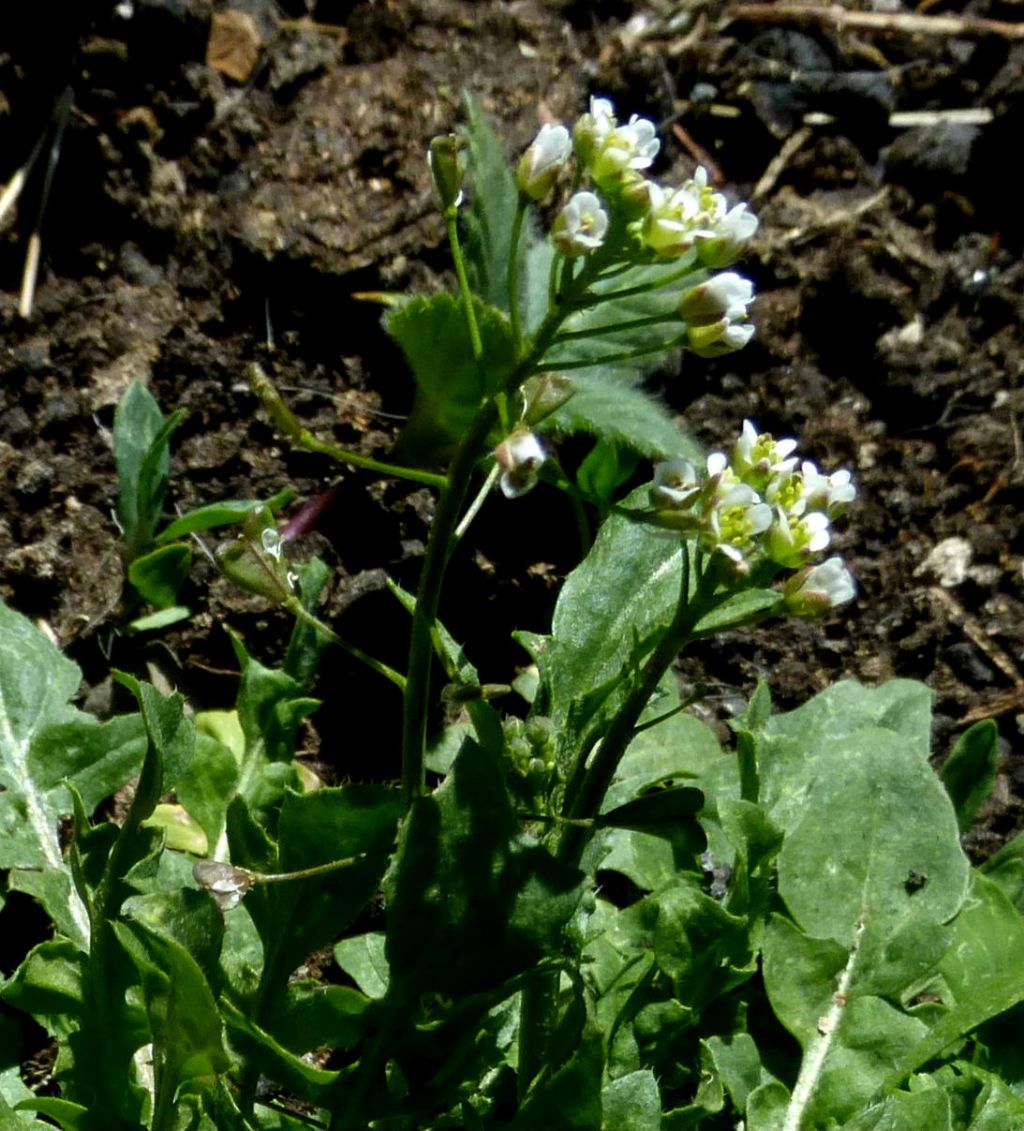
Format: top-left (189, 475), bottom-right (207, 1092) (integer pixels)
top-left (156, 491), bottom-right (295, 544)
top-left (115, 672), bottom-right (195, 795)
top-left (653, 880), bottom-right (755, 1010)
top-left (756, 680), bottom-right (934, 830)
top-left (599, 786), bottom-right (705, 854)
top-left (880, 873), bottom-right (1024, 1090)
top-left (175, 732), bottom-right (240, 860)
top-left (28, 713), bottom-right (145, 814)
top-left (533, 485), bottom-right (684, 759)
top-left (693, 587), bottom-right (783, 635)
top-left (114, 913), bottom-right (230, 1100)
top-left (775, 725), bottom-right (967, 952)
top-left (745, 1080), bottom-right (790, 1131)
top-left (125, 605), bottom-right (190, 633)
top-left (12, 1100), bottom-right (89, 1130)
top-left (940, 720), bottom-right (999, 832)
top-left (702, 1032), bottom-right (766, 1113)
top-left (1, 939), bottom-right (84, 1041)
top-left (838, 1086), bottom-right (952, 1131)
top-left (979, 829), bottom-right (1024, 911)
top-left (576, 440), bottom-right (641, 504)
top-left (283, 556), bottom-right (333, 692)
top-left (0, 601), bottom-right (110, 947)
top-left (334, 932), bottom-right (389, 999)
top-left (386, 738), bottom-right (583, 997)
top-left (543, 259), bottom-right (705, 379)
top-left (387, 292), bottom-right (516, 459)
top-left (602, 1068), bottom-right (660, 1130)
top-left (545, 373), bottom-right (699, 462)
top-left (221, 1000), bottom-right (338, 1104)
top-left (265, 982), bottom-right (371, 1054)
top-left (114, 381), bottom-right (184, 556)
top-left (127, 542), bottom-right (191, 608)
top-left (596, 688), bottom-right (724, 890)
top-left (508, 1028), bottom-right (603, 1131)
top-left (461, 93), bottom-right (518, 313)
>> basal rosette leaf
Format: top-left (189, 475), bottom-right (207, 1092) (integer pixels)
top-left (0, 602), bottom-right (148, 948)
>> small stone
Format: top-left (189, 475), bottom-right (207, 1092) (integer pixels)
top-left (915, 537), bottom-right (973, 587)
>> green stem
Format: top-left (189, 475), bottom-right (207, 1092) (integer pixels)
top-left (285, 597), bottom-right (406, 690)
top-left (548, 332), bottom-right (688, 372)
top-left (508, 195), bottom-right (527, 347)
top-left (558, 544), bottom-right (704, 864)
top-left (445, 207), bottom-right (483, 362)
top-left (250, 851), bottom-right (383, 884)
top-left (454, 464), bottom-right (501, 542)
top-left (577, 258), bottom-right (705, 306)
top-left (400, 264), bottom-right (603, 806)
top-left (247, 363), bottom-right (446, 489)
top-left (294, 431), bottom-right (446, 489)
top-left (553, 312), bottom-right (682, 342)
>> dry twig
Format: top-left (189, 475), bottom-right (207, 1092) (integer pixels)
top-left (724, 3), bottom-right (1024, 41)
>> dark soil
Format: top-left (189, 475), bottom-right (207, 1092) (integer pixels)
top-left (2, 0), bottom-right (1024, 862)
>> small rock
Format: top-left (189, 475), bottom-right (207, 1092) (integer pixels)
top-left (915, 537), bottom-right (973, 587)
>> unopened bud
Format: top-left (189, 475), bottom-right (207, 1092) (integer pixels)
top-left (494, 430), bottom-right (546, 499)
top-left (521, 372), bottom-right (576, 427)
top-left (427, 133), bottom-right (465, 211)
top-left (517, 123), bottom-right (571, 200)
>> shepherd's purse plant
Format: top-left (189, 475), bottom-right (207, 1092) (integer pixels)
top-left (0, 94), bottom-right (1021, 1131)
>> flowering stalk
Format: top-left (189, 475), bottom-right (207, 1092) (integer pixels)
top-left (400, 258), bottom-right (609, 803)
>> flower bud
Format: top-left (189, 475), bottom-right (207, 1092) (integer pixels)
top-left (521, 372), bottom-right (576, 427)
top-left (517, 123), bottom-right (572, 200)
top-left (686, 317), bottom-right (755, 357)
top-left (679, 272), bottom-right (754, 326)
top-left (784, 556), bottom-right (856, 616)
top-left (573, 96), bottom-right (617, 167)
top-left (494, 430), bottom-right (547, 498)
top-left (427, 133), bottom-right (465, 211)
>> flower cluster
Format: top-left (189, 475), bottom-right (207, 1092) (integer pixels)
top-left (516, 98), bottom-right (757, 266)
top-left (650, 420), bottom-right (856, 613)
top-left (514, 96), bottom-right (760, 356)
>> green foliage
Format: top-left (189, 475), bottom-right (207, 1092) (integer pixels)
top-left (113, 381), bottom-right (291, 626)
top-left (387, 291), bottom-right (516, 459)
top-left (940, 719), bottom-right (999, 832)
top-left (2, 96), bottom-right (1021, 1131)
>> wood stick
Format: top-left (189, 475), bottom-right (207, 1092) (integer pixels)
top-left (724, 3), bottom-right (1024, 41)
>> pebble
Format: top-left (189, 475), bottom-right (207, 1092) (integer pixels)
top-left (915, 537), bottom-right (973, 587)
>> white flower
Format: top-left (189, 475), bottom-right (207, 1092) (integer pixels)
top-left (651, 458), bottom-right (701, 508)
top-left (517, 123), bottom-right (572, 200)
top-left (589, 114), bottom-right (660, 190)
top-left (494, 431), bottom-right (546, 498)
top-left (801, 460), bottom-right (857, 516)
top-left (784, 556), bottom-right (856, 615)
top-left (695, 202), bottom-right (759, 268)
top-left (679, 272), bottom-right (755, 325)
top-left (731, 420), bottom-right (798, 491)
top-left (574, 96), bottom-right (660, 193)
top-left (640, 182), bottom-right (713, 258)
top-left (766, 508), bottom-right (831, 568)
top-left (552, 191), bottom-right (609, 257)
top-left (703, 482), bottom-right (772, 568)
